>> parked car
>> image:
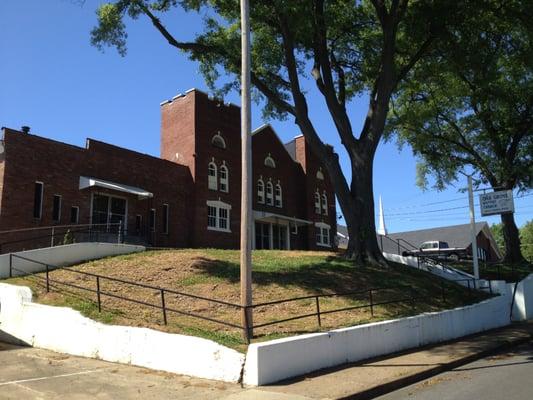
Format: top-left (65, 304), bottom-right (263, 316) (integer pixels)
top-left (402, 241), bottom-right (468, 261)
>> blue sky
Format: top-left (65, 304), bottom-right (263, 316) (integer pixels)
top-left (1, 0), bottom-right (531, 232)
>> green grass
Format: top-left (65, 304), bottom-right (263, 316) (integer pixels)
top-left (4, 249), bottom-right (491, 351)
top-left (451, 260), bottom-right (532, 282)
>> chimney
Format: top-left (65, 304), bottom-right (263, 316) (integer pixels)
top-left (21, 126), bottom-right (30, 134)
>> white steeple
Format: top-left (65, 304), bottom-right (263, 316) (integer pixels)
top-left (377, 195), bottom-right (387, 236)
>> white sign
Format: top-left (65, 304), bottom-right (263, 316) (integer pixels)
top-left (479, 190), bottom-right (514, 216)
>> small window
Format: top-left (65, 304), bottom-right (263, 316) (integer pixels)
top-left (149, 208), bottom-right (156, 232)
top-left (162, 204), bottom-right (169, 234)
top-left (219, 164), bottom-right (229, 193)
top-left (316, 226), bottom-right (331, 247)
top-left (316, 169), bottom-right (324, 180)
top-left (264, 154), bottom-right (276, 168)
top-left (266, 181), bottom-right (274, 205)
top-left (52, 195), bottom-right (62, 222)
top-left (33, 182), bottom-right (44, 219)
top-left (275, 183), bottom-right (282, 208)
top-left (208, 162), bottom-right (218, 190)
top-left (314, 191), bottom-right (321, 214)
top-left (135, 215), bottom-right (142, 232)
top-left (70, 206), bottom-right (79, 224)
top-left (211, 133), bottom-right (226, 149)
top-left (321, 193), bottom-right (328, 215)
top-left (219, 207), bottom-right (229, 230)
top-left (257, 179), bottom-right (265, 204)
top-left (206, 201), bottom-right (231, 232)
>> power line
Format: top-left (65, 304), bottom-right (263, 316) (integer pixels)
top-left (382, 192), bottom-right (533, 217)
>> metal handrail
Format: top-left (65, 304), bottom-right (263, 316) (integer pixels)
top-left (8, 253), bottom-right (489, 342)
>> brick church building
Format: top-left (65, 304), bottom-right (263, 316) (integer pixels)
top-left (0, 89), bottom-right (337, 252)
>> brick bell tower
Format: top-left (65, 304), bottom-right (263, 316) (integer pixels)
top-left (160, 89), bottom-right (242, 248)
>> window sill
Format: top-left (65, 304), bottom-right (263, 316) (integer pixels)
top-left (207, 226), bottom-right (232, 233)
top-left (316, 242), bottom-right (331, 248)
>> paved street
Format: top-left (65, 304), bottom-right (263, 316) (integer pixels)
top-left (375, 341), bottom-right (533, 400)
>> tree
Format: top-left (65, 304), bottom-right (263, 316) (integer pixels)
top-left (388, 1), bottom-right (533, 263)
top-left (90, 0), bottom-right (459, 265)
top-left (520, 220), bottom-right (533, 262)
top-left (490, 223), bottom-right (504, 256)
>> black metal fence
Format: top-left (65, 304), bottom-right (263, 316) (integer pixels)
top-left (0, 223), bottom-right (151, 255)
top-left (7, 253), bottom-right (491, 343)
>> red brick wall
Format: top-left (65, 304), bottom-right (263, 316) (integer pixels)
top-left (294, 136), bottom-right (337, 250)
top-left (160, 90), bottom-right (242, 248)
top-left (0, 128), bottom-right (193, 251)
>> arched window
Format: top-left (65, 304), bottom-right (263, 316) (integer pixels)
top-left (266, 181), bottom-right (274, 205)
top-left (275, 183), bottom-right (282, 208)
top-left (316, 169), bottom-right (324, 180)
top-left (208, 161), bottom-right (217, 190)
top-left (211, 133), bottom-right (226, 149)
top-left (314, 191), bottom-right (321, 214)
top-left (321, 192), bottom-right (328, 215)
top-left (257, 179), bottom-right (265, 204)
top-left (264, 153), bottom-right (276, 168)
top-left (219, 164), bottom-right (229, 193)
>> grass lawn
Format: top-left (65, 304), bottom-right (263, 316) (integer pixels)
top-left (6, 249), bottom-right (490, 352)
top-left (450, 260), bottom-right (533, 282)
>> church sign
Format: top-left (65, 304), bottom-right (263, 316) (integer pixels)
top-left (479, 190), bottom-right (514, 216)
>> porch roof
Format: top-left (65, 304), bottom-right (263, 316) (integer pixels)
top-left (253, 210), bottom-right (312, 226)
top-left (79, 176), bottom-right (153, 199)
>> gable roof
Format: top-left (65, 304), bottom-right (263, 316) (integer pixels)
top-left (337, 222), bottom-right (502, 258)
top-left (386, 222), bottom-right (488, 249)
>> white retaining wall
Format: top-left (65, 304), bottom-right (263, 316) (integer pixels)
top-left (243, 294), bottom-right (510, 385)
top-left (511, 274), bottom-right (533, 321)
top-left (0, 243), bottom-right (145, 278)
top-left (0, 283), bottom-right (244, 382)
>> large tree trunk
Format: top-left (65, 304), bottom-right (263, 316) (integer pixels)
top-left (500, 212), bottom-right (524, 263)
top-left (339, 157), bottom-right (387, 267)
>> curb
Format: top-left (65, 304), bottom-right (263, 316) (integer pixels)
top-left (336, 332), bottom-right (532, 400)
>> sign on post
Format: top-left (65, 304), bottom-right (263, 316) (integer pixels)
top-left (479, 190), bottom-right (514, 216)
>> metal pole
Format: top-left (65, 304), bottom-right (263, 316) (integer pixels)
top-left (467, 175), bottom-right (480, 280)
top-left (240, 0), bottom-right (253, 342)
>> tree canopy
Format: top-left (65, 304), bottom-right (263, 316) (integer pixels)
top-left (91, 0), bottom-right (461, 265)
top-left (387, 0), bottom-right (533, 262)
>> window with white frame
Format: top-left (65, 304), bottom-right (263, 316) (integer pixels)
top-left (211, 132), bottom-right (226, 149)
top-left (315, 223), bottom-right (331, 247)
top-left (219, 163), bottom-right (229, 192)
top-left (206, 200), bottom-right (231, 232)
top-left (266, 181), bottom-right (274, 205)
top-left (314, 191), bottom-right (321, 214)
top-left (321, 193), bottom-right (328, 215)
top-left (257, 179), bottom-right (265, 204)
top-left (264, 153), bottom-right (276, 168)
top-left (208, 161), bottom-right (217, 190)
top-left (275, 183), bottom-right (282, 207)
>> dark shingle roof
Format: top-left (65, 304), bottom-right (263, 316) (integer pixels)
top-left (284, 139), bottom-right (296, 162)
top-left (386, 222), bottom-right (488, 249)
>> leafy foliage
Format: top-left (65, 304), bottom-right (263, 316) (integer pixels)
top-left (89, 0), bottom-right (465, 263)
top-left (490, 223), bottom-right (504, 253)
top-left (520, 220), bottom-right (533, 261)
top-left (387, 0), bottom-right (533, 192)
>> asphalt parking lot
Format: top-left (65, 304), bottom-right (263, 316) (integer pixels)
top-left (0, 341), bottom-right (243, 400)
